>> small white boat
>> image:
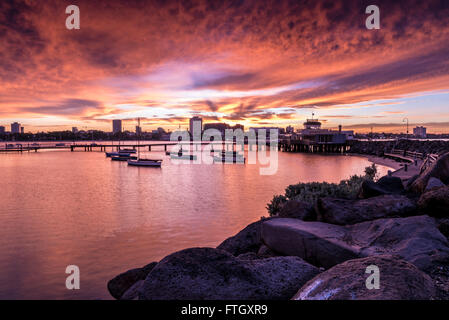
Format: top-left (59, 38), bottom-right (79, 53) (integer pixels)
top-left (213, 151), bottom-right (245, 163)
top-left (127, 158), bottom-right (162, 167)
top-left (170, 153), bottom-right (197, 160)
top-left (106, 151), bottom-right (131, 157)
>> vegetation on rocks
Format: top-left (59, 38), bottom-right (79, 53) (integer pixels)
top-left (267, 164), bottom-right (377, 216)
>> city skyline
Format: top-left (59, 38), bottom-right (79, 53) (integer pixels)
top-left (1, 0), bottom-right (449, 133)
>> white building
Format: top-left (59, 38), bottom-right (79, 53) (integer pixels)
top-left (413, 126), bottom-right (427, 138)
top-left (11, 122), bottom-right (20, 134)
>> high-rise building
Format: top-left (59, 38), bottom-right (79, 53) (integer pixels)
top-left (0, 126), bottom-right (5, 134)
top-left (112, 119), bottom-right (122, 134)
top-left (11, 122), bottom-right (20, 134)
top-left (21, 127), bottom-right (24, 134)
top-left (136, 126), bottom-right (142, 135)
top-left (413, 126), bottom-right (427, 138)
top-left (189, 116), bottom-right (203, 140)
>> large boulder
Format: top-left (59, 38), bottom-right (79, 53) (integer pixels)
top-left (417, 185), bottom-right (449, 218)
top-left (277, 199), bottom-right (316, 221)
top-left (261, 216), bottom-right (449, 271)
top-left (261, 218), bottom-right (360, 268)
top-left (216, 219), bottom-right (270, 256)
top-left (107, 262), bottom-right (157, 299)
top-left (293, 255), bottom-right (437, 300)
top-left (359, 176), bottom-right (404, 198)
top-left (139, 248), bottom-right (319, 300)
top-left (410, 152), bottom-right (449, 194)
top-left (315, 195), bottom-right (417, 225)
top-left (425, 177), bottom-right (445, 191)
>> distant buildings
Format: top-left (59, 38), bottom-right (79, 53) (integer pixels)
top-left (286, 125), bottom-right (294, 134)
top-left (0, 126), bottom-right (5, 134)
top-left (21, 127), bottom-right (24, 134)
top-left (136, 126), bottom-right (142, 135)
top-left (413, 126), bottom-right (427, 138)
top-left (11, 122), bottom-right (20, 134)
top-left (112, 119), bottom-right (122, 134)
top-left (72, 127), bottom-right (78, 133)
top-left (189, 116), bottom-right (203, 140)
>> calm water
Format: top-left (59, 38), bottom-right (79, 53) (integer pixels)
top-left (0, 147), bottom-right (390, 299)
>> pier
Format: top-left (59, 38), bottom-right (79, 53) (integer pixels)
top-left (0, 141), bottom-right (239, 153)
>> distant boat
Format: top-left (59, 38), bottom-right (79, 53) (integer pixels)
top-left (111, 155), bottom-right (137, 161)
top-left (127, 158), bottom-right (162, 167)
top-left (213, 151), bottom-right (245, 163)
top-left (120, 148), bottom-right (136, 154)
top-left (106, 151), bottom-right (131, 157)
top-left (170, 154), bottom-right (197, 161)
top-left (127, 117), bottom-right (162, 167)
top-left (56, 143), bottom-right (65, 147)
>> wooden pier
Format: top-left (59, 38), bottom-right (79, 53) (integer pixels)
top-left (0, 141), bottom-right (239, 153)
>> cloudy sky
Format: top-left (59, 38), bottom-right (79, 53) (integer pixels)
top-left (1, 0), bottom-right (448, 133)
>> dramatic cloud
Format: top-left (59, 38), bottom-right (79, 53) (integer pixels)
top-left (0, 0), bottom-right (448, 133)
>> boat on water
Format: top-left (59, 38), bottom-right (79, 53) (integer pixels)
top-left (126, 118), bottom-right (163, 167)
top-left (105, 151), bottom-right (131, 157)
top-left (111, 155), bottom-right (137, 161)
top-left (120, 148), bottom-right (137, 154)
top-left (170, 154), bottom-right (197, 160)
top-left (213, 151), bottom-right (245, 163)
top-left (127, 158), bottom-right (162, 167)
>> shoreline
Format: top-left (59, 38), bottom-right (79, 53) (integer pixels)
top-left (348, 153), bottom-right (402, 171)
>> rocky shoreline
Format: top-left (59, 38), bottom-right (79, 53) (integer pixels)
top-left (108, 152), bottom-right (449, 300)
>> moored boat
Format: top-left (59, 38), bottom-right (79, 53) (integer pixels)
top-left (127, 158), bottom-right (162, 167)
top-left (213, 151), bottom-right (245, 163)
top-left (111, 155), bottom-right (137, 161)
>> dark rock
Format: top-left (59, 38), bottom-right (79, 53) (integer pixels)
top-left (418, 185), bottom-right (449, 218)
top-left (316, 195), bottom-right (416, 225)
top-left (293, 255), bottom-right (437, 300)
top-left (278, 200), bottom-right (316, 220)
top-left (410, 152), bottom-right (449, 194)
top-left (257, 244), bottom-right (279, 258)
top-left (425, 177), bottom-right (445, 191)
top-left (438, 218), bottom-right (449, 238)
top-left (107, 262), bottom-right (157, 299)
top-left (261, 216), bottom-right (449, 271)
top-left (359, 176), bottom-right (404, 198)
top-left (139, 248), bottom-right (319, 300)
top-left (262, 218), bottom-right (360, 268)
top-left (217, 219), bottom-right (272, 256)
top-left (121, 280), bottom-right (144, 300)
top-left (236, 252), bottom-right (259, 260)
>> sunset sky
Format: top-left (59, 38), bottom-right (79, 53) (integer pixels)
top-left (1, 0), bottom-right (448, 133)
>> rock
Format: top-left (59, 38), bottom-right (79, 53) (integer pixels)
top-left (121, 280), bottom-right (144, 300)
top-left (257, 244), bottom-right (279, 258)
top-left (262, 218), bottom-right (360, 268)
top-left (438, 219), bottom-right (449, 238)
top-left (315, 195), bottom-right (416, 225)
top-left (278, 199), bottom-right (316, 220)
top-left (217, 219), bottom-right (272, 256)
top-left (107, 262), bottom-right (157, 299)
top-left (261, 216), bottom-right (449, 271)
top-left (293, 255), bottom-right (437, 300)
top-left (236, 252), bottom-right (259, 260)
top-left (418, 185), bottom-right (449, 218)
top-left (139, 248), bottom-right (319, 300)
top-left (425, 177), bottom-right (445, 191)
top-left (359, 176), bottom-right (404, 198)
top-left (410, 152), bottom-right (449, 194)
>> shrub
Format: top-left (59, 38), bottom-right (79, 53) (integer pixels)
top-left (267, 165), bottom-right (377, 216)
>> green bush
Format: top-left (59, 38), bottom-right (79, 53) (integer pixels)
top-left (267, 164), bottom-right (377, 216)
